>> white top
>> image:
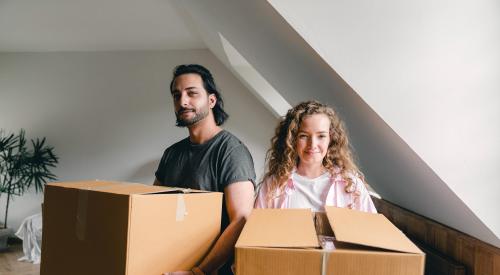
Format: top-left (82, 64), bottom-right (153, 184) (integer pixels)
top-left (254, 167), bottom-right (377, 213)
top-left (288, 171), bottom-right (331, 211)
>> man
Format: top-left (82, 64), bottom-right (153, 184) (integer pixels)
top-left (154, 64), bottom-right (255, 275)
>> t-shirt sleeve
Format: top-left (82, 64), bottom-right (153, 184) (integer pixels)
top-left (219, 144), bottom-right (256, 189)
top-left (154, 149), bottom-right (169, 184)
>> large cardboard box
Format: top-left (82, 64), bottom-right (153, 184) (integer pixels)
top-left (236, 207), bottom-right (425, 275)
top-left (41, 181), bottom-right (222, 275)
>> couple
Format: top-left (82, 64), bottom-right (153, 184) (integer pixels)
top-left (155, 64), bottom-right (376, 275)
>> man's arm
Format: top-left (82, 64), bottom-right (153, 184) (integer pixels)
top-left (195, 180), bottom-right (254, 274)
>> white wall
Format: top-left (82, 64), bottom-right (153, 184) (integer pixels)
top-left (0, 50), bottom-right (277, 230)
top-left (180, 0), bottom-right (500, 247)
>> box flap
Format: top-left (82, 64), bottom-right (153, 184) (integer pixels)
top-left (325, 206), bottom-right (422, 254)
top-left (96, 184), bottom-right (169, 195)
top-left (236, 209), bottom-right (319, 248)
top-left (143, 187), bottom-right (210, 195)
top-left (48, 180), bottom-right (122, 189)
top-left (46, 181), bottom-right (202, 195)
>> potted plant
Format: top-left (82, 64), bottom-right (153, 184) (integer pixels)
top-left (0, 129), bottom-right (58, 250)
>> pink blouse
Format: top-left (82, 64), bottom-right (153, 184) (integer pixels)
top-left (254, 170), bottom-right (377, 213)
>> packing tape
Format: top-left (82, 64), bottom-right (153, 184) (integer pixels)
top-left (176, 194), bottom-right (188, 221)
top-left (319, 235), bottom-right (335, 275)
top-left (321, 250), bottom-right (329, 275)
top-left (75, 182), bottom-right (132, 241)
top-left (75, 189), bottom-right (89, 241)
top-left (75, 183), bottom-right (189, 240)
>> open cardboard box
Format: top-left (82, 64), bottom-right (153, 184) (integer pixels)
top-left (236, 207), bottom-right (425, 275)
top-left (41, 181), bottom-right (222, 275)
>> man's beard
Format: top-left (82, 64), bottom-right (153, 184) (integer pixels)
top-left (175, 107), bottom-right (209, 127)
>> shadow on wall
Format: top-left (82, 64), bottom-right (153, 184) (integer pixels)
top-left (127, 159), bottom-right (160, 184)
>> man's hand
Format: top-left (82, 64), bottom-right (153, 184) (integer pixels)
top-left (163, 265), bottom-right (205, 275)
top-left (163, 271), bottom-right (192, 275)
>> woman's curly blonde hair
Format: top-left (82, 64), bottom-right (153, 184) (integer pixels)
top-left (262, 101), bottom-right (364, 203)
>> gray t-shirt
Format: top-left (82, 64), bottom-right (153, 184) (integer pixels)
top-left (155, 130), bottom-right (256, 192)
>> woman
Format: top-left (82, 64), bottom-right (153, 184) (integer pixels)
top-left (255, 101), bottom-right (376, 212)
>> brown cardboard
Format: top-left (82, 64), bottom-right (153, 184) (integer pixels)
top-left (41, 181), bottom-right (222, 275)
top-left (236, 207), bottom-right (425, 275)
top-left (236, 208), bottom-right (318, 248)
top-left (326, 206), bottom-right (422, 254)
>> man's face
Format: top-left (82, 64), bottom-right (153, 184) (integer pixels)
top-left (171, 73), bottom-right (216, 127)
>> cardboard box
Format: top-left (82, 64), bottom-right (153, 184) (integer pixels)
top-left (41, 181), bottom-right (222, 275)
top-left (235, 207), bottom-right (425, 275)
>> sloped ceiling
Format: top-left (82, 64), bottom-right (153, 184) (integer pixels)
top-left (266, 0), bottom-right (500, 246)
top-left (179, 0), bottom-right (500, 248)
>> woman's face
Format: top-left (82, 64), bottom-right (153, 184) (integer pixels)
top-left (296, 114), bottom-right (331, 167)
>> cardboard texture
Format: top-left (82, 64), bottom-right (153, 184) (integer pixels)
top-left (237, 209), bottom-right (318, 248)
top-left (40, 181), bottom-right (222, 275)
top-left (236, 207), bottom-right (425, 275)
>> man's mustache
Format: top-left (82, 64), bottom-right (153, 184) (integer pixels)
top-left (176, 107), bottom-right (195, 115)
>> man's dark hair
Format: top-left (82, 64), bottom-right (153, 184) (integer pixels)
top-left (170, 64), bottom-right (229, 126)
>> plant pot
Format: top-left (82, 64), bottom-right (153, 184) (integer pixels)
top-left (0, 227), bottom-right (14, 251)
